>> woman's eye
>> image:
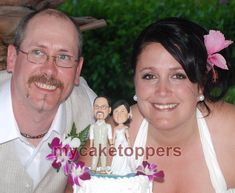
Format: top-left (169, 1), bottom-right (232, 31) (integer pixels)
top-left (172, 73), bottom-right (187, 80)
top-left (142, 73), bottom-right (156, 80)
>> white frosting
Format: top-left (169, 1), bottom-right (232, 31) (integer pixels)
top-left (73, 175), bottom-right (152, 193)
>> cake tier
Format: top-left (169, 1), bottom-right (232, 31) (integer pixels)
top-left (73, 174), bottom-right (152, 193)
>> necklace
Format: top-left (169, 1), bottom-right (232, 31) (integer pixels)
top-left (20, 131), bottom-right (48, 139)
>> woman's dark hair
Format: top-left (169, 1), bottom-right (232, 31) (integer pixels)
top-left (112, 100), bottom-right (130, 113)
top-left (131, 17), bottom-right (231, 105)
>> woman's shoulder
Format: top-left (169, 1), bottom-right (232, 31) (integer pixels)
top-left (207, 101), bottom-right (235, 153)
top-left (211, 101), bottom-right (235, 125)
top-left (205, 101), bottom-right (235, 152)
top-left (205, 101), bottom-right (235, 136)
top-left (208, 101), bottom-right (235, 187)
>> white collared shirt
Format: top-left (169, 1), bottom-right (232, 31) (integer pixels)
top-left (89, 120), bottom-right (112, 140)
top-left (0, 80), bottom-right (66, 189)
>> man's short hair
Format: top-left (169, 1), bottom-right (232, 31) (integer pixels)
top-left (14, 8), bottom-right (83, 57)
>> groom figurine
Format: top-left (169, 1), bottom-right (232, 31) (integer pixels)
top-left (89, 96), bottom-right (113, 172)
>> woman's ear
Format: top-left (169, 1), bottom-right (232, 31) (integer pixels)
top-left (197, 86), bottom-right (205, 102)
top-left (198, 86), bottom-right (204, 95)
top-left (7, 44), bottom-right (17, 73)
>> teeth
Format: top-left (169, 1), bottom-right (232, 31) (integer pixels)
top-left (35, 82), bottom-right (57, 91)
top-left (154, 103), bottom-right (177, 110)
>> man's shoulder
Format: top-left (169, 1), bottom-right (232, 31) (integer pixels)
top-left (72, 77), bottom-right (96, 99)
top-left (0, 70), bottom-right (11, 85)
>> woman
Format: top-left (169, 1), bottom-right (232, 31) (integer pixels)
top-left (110, 100), bottom-right (132, 175)
top-left (129, 17), bottom-right (235, 193)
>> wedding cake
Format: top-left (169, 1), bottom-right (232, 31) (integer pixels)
top-left (46, 111), bottom-right (164, 193)
top-left (73, 173), bottom-right (152, 193)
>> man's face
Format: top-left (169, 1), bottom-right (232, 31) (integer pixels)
top-left (93, 97), bottom-right (111, 120)
top-left (7, 14), bottom-right (83, 113)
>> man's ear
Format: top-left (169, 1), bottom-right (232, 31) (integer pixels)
top-left (74, 57), bottom-right (84, 85)
top-left (7, 44), bottom-right (17, 73)
top-left (108, 107), bottom-right (112, 114)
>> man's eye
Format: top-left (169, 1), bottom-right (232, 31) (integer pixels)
top-left (172, 73), bottom-right (187, 79)
top-left (31, 49), bottom-right (44, 56)
top-left (58, 54), bottom-right (71, 61)
top-left (142, 73), bottom-right (156, 80)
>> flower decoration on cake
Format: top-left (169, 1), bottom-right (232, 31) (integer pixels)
top-left (68, 161), bottom-right (91, 186)
top-left (46, 136), bottom-right (79, 175)
top-left (46, 123), bottom-right (91, 186)
top-left (136, 161), bottom-right (164, 182)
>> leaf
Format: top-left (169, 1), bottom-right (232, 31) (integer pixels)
top-left (78, 124), bottom-right (90, 149)
top-left (67, 123), bottom-right (90, 150)
top-left (48, 142), bottom-right (51, 148)
top-left (68, 123), bottom-right (79, 139)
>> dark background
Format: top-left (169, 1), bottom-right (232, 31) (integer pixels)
top-left (60, 0), bottom-right (235, 105)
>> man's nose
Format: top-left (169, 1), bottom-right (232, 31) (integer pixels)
top-left (46, 56), bottom-right (57, 66)
top-left (42, 56), bottom-right (58, 75)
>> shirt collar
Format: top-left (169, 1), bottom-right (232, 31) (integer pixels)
top-left (0, 80), bottom-right (19, 144)
top-left (47, 103), bottom-right (66, 136)
top-left (96, 119), bottom-right (106, 126)
top-left (0, 79), bottom-right (66, 144)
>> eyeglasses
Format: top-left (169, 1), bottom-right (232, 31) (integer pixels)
top-left (18, 49), bottom-right (78, 68)
top-left (94, 105), bottom-right (109, 110)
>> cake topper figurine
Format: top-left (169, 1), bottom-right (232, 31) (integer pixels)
top-left (111, 100), bottom-right (133, 175)
top-left (89, 96), bottom-right (113, 173)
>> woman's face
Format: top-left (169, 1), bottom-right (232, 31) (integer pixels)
top-left (134, 43), bottom-right (200, 130)
top-left (113, 104), bottom-right (129, 124)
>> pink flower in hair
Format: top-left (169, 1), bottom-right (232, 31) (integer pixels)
top-left (204, 30), bottom-right (233, 71)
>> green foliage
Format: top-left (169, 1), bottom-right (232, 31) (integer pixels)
top-left (225, 86), bottom-right (235, 104)
top-left (68, 122), bottom-right (78, 138)
top-left (78, 124), bottom-right (90, 148)
top-left (68, 123), bottom-right (90, 149)
top-left (60, 0), bottom-right (235, 104)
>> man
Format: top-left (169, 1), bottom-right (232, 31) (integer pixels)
top-left (89, 96), bottom-right (113, 172)
top-left (0, 9), bottom-right (96, 193)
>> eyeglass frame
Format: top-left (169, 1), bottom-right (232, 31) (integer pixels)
top-left (94, 105), bottom-right (110, 110)
top-left (16, 47), bottom-right (79, 68)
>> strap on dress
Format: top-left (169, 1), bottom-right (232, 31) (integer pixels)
top-left (197, 109), bottom-right (235, 193)
top-left (131, 110), bottom-right (235, 193)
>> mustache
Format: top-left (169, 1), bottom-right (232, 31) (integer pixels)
top-left (28, 74), bottom-right (64, 89)
top-left (95, 111), bottom-right (104, 116)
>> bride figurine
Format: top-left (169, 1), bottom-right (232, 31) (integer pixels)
top-left (111, 100), bottom-right (133, 175)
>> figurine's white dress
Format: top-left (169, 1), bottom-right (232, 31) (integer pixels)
top-left (111, 128), bottom-right (132, 175)
top-left (132, 109), bottom-right (235, 193)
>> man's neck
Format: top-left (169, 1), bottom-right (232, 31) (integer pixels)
top-left (96, 119), bottom-right (105, 125)
top-left (12, 95), bottom-right (58, 142)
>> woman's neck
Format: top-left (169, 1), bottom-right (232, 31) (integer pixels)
top-left (147, 116), bottom-right (199, 148)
